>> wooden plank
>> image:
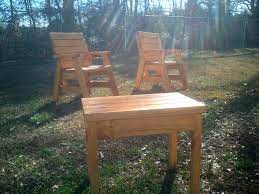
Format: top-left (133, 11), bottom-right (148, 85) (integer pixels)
top-left (84, 99), bottom-right (203, 111)
top-left (52, 39), bottom-right (85, 47)
top-left (85, 96), bottom-right (195, 106)
top-left (84, 106), bottom-right (205, 121)
top-left (142, 33), bottom-right (160, 39)
top-left (82, 96), bottom-right (205, 120)
top-left (54, 47), bottom-right (87, 55)
top-left (81, 65), bottom-right (110, 72)
top-left (88, 80), bottom-right (110, 88)
top-left (190, 115), bottom-right (202, 194)
top-left (83, 97), bottom-right (203, 110)
top-left (142, 44), bottom-right (161, 50)
top-left (63, 71), bottom-right (76, 80)
top-left (141, 39), bottom-right (161, 45)
top-left (144, 64), bottom-right (162, 72)
top-left (84, 96), bottom-right (196, 108)
top-left (142, 76), bottom-right (162, 83)
top-left (50, 32), bottom-right (84, 40)
top-left (84, 99), bottom-right (202, 110)
top-left (168, 74), bottom-right (182, 80)
top-left (83, 95), bottom-right (193, 106)
top-left (91, 115), bottom-right (195, 138)
top-left (166, 61), bottom-right (178, 69)
top-left (53, 60), bottom-right (61, 102)
top-left (73, 55), bottom-right (90, 97)
top-left (83, 93), bottom-right (200, 105)
top-left (87, 123), bottom-right (100, 194)
top-left (168, 132), bottom-right (178, 169)
top-left (106, 68), bottom-right (119, 96)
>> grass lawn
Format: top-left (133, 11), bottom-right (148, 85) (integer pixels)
top-left (0, 48), bottom-right (258, 193)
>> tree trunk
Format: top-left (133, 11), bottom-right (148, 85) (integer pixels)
top-left (24, 0), bottom-right (36, 29)
top-left (134, 0), bottom-right (138, 16)
top-left (62, 0), bottom-right (75, 32)
top-left (55, 0), bottom-right (62, 30)
top-left (129, 0), bottom-right (133, 14)
top-left (9, 0), bottom-right (14, 24)
top-left (46, 0), bottom-right (52, 30)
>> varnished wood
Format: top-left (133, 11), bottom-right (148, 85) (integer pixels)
top-left (82, 93), bottom-right (205, 121)
top-left (82, 92), bottom-right (206, 193)
top-left (190, 115), bottom-right (202, 194)
top-left (53, 59), bottom-right (62, 101)
top-left (135, 31), bottom-right (188, 91)
top-left (168, 132), bottom-right (178, 169)
top-left (49, 32), bottom-right (119, 100)
top-left (73, 55), bottom-right (90, 97)
top-left (87, 122), bottom-right (100, 194)
top-left (88, 115), bottom-right (196, 139)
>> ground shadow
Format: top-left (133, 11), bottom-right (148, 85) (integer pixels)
top-left (210, 74), bottom-right (258, 192)
top-left (160, 168), bottom-right (177, 194)
top-left (0, 97), bottom-right (82, 136)
top-left (224, 75), bottom-right (257, 192)
top-left (73, 176), bottom-right (90, 194)
top-left (0, 59), bottom-right (55, 104)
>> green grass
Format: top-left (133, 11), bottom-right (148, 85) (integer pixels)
top-left (0, 49), bottom-right (258, 193)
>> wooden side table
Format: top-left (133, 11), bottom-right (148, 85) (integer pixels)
top-left (82, 92), bottom-right (206, 194)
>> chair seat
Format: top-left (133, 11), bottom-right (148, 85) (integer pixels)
top-left (64, 65), bottom-right (111, 73)
top-left (145, 61), bottom-right (180, 69)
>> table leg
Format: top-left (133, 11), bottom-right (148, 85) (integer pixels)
top-left (190, 115), bottom-right (202, 194)
top-left (168, 132), bottom-right (177, 169)
top-left (87, 127), bottom-right (100, 194)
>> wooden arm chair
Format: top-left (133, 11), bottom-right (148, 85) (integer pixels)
top-left (50, 32), bottom-right (119, 101)
top-left (135, 31), bottom-right (188, 91)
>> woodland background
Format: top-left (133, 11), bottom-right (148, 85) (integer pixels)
top-left (0, 0), bottom-right (259, 60)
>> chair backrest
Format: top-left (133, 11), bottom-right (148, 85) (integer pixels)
top-left (136, 31), bottom-right (163, 62)
top-left (72, 54), bottom-right (90, 97)
top-left (50, 32), bottom-right (89, 68)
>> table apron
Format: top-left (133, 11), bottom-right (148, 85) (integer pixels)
top-left (87, 114), bottom-right (199, 139)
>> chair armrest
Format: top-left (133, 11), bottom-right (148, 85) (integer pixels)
top-left (54, 53), bottom-right (88, 60)
top-left (55, 53), bottom-right (91, 68)
top-left (142, 49), bottom-right (165, 62)
top-left (165, 49), bottom-right (183, 61)
top-left (89, 51), bottom-right (111, 57)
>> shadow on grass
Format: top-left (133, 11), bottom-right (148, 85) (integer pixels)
top-left (206, 74), bottom-right (258, 192)
top-left (0, 97), bottom-right (82, 136)
top-left (72, 176), bottom-right (90, 194)
top-left (160, 168), bottom-right (177, 194)
top-left (223, 75), bottom-right (257, 192)
top-left (0, 59), bottom-right (55, 104)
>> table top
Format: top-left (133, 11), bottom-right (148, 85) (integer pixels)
top-left (82, 92), bottom-right (206, 121)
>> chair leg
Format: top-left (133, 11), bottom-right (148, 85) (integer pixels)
top-left (161, 66), bottom-right (171, 92)
top-left (53, 62), bottom-right (61, 102)
top-left (107, 68), bottom-right (119, 96)
top-left (83, 71), bottom-right (92, 96)
top-left (178, 63), bottom-right (188, 89)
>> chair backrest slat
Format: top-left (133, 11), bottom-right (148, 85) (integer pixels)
top-left (50, 32), bottom-right (89, 69)
top-left (136, 31), bottom-right (162, 53)
top-left (136, 31), bottom-right (163, 62)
